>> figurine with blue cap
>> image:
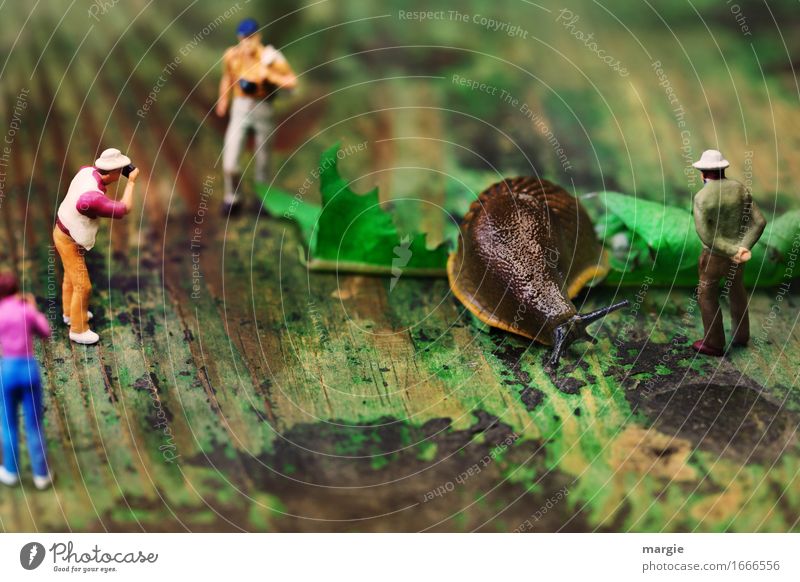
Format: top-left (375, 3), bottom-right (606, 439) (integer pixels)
top-left (216, 17), bottom-right (297, 213)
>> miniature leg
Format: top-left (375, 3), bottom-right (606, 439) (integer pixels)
top-left (223, 173), bottom-right (242, 204)
top-left (222, 98), bottom-right (248, 206)
top-left (695, 251), bottom-right (727, 353)
top-left (0, 377), bottom-right (21, 476)
top-left (62, 269), bottom-right (73, 321)
top-left (70, 253), bottom-right (92, 334)
top-left (252, 102), bottom-right (272, 185)
top-left (20, 363), bottom-right (48, 478)
top-left (58, 240), bottom-right (92, 334)
top-left (54, 227), bottom-right (74, 319)
top-left (729, 262), bottom-right (749, 346)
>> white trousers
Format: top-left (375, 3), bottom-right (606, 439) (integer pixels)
top-left (222, 96), bottom-right (272, 200)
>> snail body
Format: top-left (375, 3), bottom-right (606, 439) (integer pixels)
top-left (447, 177), bottom-right (628, 367)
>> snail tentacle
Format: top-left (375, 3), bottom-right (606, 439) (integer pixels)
top-left (578, 300), bottom-right (631, 325)
top-left (547, 300), bottom-right (630, 369)
top-left (548, 325), bottom-right (568, 369)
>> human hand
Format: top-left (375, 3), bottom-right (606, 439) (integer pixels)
top-left (732, 247), bottom-right (752, 264)
top-left (215, 100), bottom-right (229, 117)
top-left (262, 65), bottom-right (297, 90)
top-left (127, 167), bottom-right (140, 183)
top-left (279, 74), bottom-right (297, 90)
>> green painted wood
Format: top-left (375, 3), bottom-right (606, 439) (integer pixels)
top-left (0, 0), bottom-right (798, 532)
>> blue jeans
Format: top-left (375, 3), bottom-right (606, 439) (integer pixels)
top-left (0, 357), bottom-right (49, 477)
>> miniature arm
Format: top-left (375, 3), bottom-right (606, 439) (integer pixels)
top-left (22, 298), bottom-right (51, 339)
top-left (30, 309), bottom-right (51, 339)
top-left (694, 197), bottom-right (740, 257)
top-left (740, 196), bottom-right (767, 250)
top-left (709, 234), bottom-right (742, 258)
top-left (216, 52), bottom-right (236, 117)
top-left (693, 197), bottom-right (715, 248)
top-left (119, 167), bottom-right (139, 213)
top-left (262, 54), bottom-right (297, 89)
top-left (77, 191), bottom-right (130, 219)
top-left (77, 168), bottom-right (138, 218)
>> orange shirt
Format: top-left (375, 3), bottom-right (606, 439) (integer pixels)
top-left (224, 43), bottom-right (286, 99)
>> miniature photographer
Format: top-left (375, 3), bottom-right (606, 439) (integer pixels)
top-left (216, 18), bottom-right (297, 213)
top-left (53, 148), bottom-right (139, 345)
top-left (691, 149), bottom-right (766, 356)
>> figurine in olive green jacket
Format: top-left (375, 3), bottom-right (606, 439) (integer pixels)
top-left (691, 149), bottom-right (766, 356)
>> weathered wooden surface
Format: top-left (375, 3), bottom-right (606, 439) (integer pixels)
top-left (0, 0), bottom-right (799, 532)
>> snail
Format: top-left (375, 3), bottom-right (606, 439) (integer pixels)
top-left (447, 177), bottom-right (629, 368)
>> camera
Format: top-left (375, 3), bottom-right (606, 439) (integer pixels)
top-left (239, 79), bottom-right (258, 95)
top-left (121, 164), bottom-right (136, 178)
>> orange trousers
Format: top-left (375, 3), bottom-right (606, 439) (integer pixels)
top-left (53, 227), bottom-right (91, 333)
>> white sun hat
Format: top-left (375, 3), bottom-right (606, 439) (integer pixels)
top-left (95, 148), bottom-right (131, 171)
top-left (692, 149), bottom-right (729, 170)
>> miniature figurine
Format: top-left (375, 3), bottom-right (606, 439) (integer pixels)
top-left (0, 273), bottom-right (53, 490)
top-left (53, 148), bottom-right (140, 345)
top-left (691, 149), bottom-right (766, 356)
top-left (216, 17), bottom-right (298, 213)
top-left (447, 176), bottom-right (628, 368)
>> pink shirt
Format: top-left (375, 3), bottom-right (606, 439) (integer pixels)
top-left (76, 166), bottom-right (128, 219)
top-left (0, 296), bottom-right (51, 358)
top-left (77, 191), bottom-right (129, 218)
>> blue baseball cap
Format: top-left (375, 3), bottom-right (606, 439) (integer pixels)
top-left (237, 18), bottom-right (259, 37)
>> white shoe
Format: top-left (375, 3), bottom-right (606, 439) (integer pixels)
top-left (222, 193), bottom-right (241, 214)
top-left (33, 473), bottom-right (53, 490)
top-left (0, 467), bottom-right (19, 486)
top-left (63, 311), bottom-right (93, 325)
top-left (69, 329), bottom-right (100, 345)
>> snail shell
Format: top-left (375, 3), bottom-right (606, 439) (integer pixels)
top-left (447, 177), bottom-right (627, 367)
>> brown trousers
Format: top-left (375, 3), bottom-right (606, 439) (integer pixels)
top-left (53, 227), bottom-right (91, 333)
top-left (697, 250), bottom-right (749, 350)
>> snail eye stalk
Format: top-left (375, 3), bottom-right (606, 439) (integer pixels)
top-left (547, 299), bottom-right (630, 370)
top-left (578, 300), bottom-right (630, 325)
top-left (548, 325), bottom-right (568, 369)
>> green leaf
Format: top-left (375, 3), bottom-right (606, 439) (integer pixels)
top-left (591, 191), bottom-right (798, 287)
top-left (312, 143), bottom-right (398, 266)
top-left (259, 143), bottom-right (449, 275)
top-left (747, 210), bottom-right (800, 286)
top-left (760, 209), bottom-right (800, 255)
top-left (258, 186), bottom-right (320, 248)
top-left (601, 191), bottom-right (703, 272)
